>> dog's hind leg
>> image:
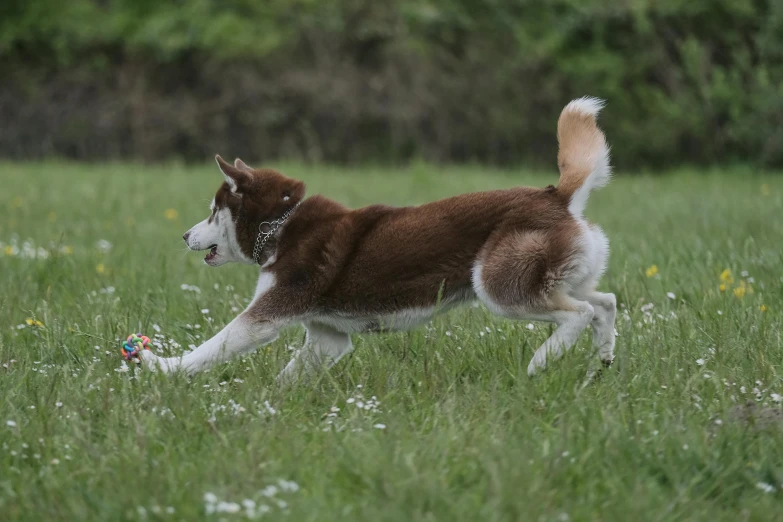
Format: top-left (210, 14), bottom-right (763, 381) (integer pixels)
top-left (277, 322), bottom-right (353, 384)
top-left (583, 291), bottom-right (616, 365)
top-left (472, 228), bottom-right (594, 376)
top-left (524, 298), bottom-right (595, 376)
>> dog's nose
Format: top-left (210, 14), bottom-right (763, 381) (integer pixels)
top-left (182, 231), bottom-right (191, 242)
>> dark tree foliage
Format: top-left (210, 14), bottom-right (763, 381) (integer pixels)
top-left (1, 0), bottom-right (780, 168)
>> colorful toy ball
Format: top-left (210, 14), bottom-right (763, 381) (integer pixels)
top-left (121, 334), bottom-right (151, 361)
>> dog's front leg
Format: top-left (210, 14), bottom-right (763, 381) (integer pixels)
top-left (141, 313), bottom-right (279, 374)
top-left (277, 322), bottom-right (353, 385)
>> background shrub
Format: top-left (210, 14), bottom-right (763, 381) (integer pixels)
top-left (1, 0), bottom-right (781, 168)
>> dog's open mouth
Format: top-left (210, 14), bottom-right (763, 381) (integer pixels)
top-left (204, 244), bottom-right (218, 262)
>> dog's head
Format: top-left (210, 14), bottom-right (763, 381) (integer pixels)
top-left (183, 155), bottom-right (305, 267)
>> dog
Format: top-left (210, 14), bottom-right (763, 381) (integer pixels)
top-left (141, 97), bottom-right (616, 381)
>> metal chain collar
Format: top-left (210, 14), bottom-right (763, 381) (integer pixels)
top-left (252, 202), bottom-right (301, 264)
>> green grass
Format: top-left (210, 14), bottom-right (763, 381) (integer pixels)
top-left (1, 161), bottom-right (783, 521)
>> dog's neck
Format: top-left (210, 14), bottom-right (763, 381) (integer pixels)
top-left (252, 202), bottom-right (301, 265)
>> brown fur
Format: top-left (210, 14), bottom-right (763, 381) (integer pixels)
top-left (213, 156), bottom-right (584, 321)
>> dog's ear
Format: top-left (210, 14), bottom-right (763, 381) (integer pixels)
top-left (234, 158), bottom-right (253, 172)
top-left (215, 154), bottom-right (249, 194)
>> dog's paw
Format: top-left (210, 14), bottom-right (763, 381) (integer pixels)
top-left (527, 359), bottom-right (544, 377)
top-left (139, 350), bottom-right (168, 374)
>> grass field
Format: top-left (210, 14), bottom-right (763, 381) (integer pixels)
top-left (1, 162), bottom-right (782, 521)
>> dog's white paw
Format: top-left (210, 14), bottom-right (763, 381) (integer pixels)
top-left (139, 350), bottom-right (168, 374)
top-left (527, 355), bottom-right (547, 377)
top-left (527, 360), bottom-right (540, 377)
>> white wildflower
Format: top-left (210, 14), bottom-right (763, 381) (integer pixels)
top-left (215, 501), bottom-right (241, 513)
top-left (756, 482), bottom-right (775, 494)
top-left (263, 401), bottom-right (277, 415)
top-left (261, 485), bottom-right (278, 497)
top-left (277, 480), bottom-right (299, 492)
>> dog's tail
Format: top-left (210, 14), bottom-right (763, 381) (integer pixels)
top-left (556, 97), bottom-right (611, 218)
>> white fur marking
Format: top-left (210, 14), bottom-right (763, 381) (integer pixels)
top-left (185, 207), bottom-right (253, 265)
top-left (563, 96), bottom-right (605, 117)
top-left (254, 272), bottom-right (275, 300)
top-left (471, 262), bottom-right (507, 317)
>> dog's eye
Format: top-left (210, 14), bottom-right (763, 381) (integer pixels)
top-left (282, 195), bottom-right (290, 201)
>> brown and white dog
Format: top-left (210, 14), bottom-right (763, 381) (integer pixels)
top-left (142, 97), bottom-right (616, 381)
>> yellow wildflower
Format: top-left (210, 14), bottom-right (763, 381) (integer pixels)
top-left (96, 263), bottom-right (106, 274)
top-left (759, 305), bottom-right (768, 312)
top-left (11, 196), bottom-right (23, 209)
top-left (733, 281), bottom-right (752, 298)
top-left (25, 318), bottom-right (44, 327)
top-left (761, 184), bottom-right (771, 196)
top-left (719, 283), bottom-right (727, 292)
top-left (3, 245), bottom-right (15, 256)
top-left (720, 269), bottom-right (733, 284)
top-left (48, 212), bottom-right (57, 223)
top-left (645, 265), bottom-right (659, 278)
top-left (164, 208), bottom-right (179, 220)
top-left (61, 245), bottom-right (73, 255)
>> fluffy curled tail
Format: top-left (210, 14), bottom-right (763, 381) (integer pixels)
top-left (556, 97), bottom-right (611, 217)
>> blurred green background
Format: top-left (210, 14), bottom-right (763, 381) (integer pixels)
top-left (2, 0), bottom-right (781, 168)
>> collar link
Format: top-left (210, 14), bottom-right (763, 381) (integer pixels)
top-left (252, 202), bottom-right (301, 264)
